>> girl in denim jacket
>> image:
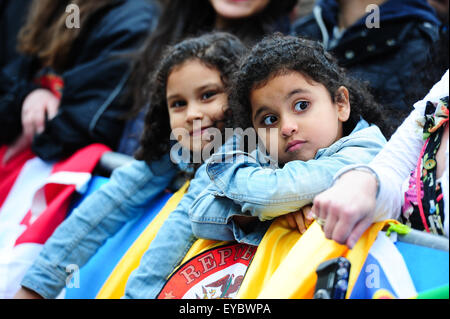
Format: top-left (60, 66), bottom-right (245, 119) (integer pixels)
top-left (189, 34), bottom-right (389, 244)
top-left (15, 32), bottom-right (247, 299)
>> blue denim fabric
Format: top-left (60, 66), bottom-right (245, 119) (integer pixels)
top-left (189, 119), bottom-right (387, 245)
top-left (122, 163), bottom-right (212, 298)
top-left (20, 154), bottom-right (177, 299)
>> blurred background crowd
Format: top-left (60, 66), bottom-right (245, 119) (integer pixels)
top-left (0, 0), bottom-right (448, 164)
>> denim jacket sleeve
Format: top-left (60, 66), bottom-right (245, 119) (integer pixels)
top-left (20, 155), bottom-right (177, 299)
top-left (189, 182), bottom-right (272, 246)
top-left (203, 121), bottom-right (386, 221)
top-left (123, 162), bottom-right (212, 299)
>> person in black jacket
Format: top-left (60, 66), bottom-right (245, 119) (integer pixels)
top-left (291, 0), bottom-right (441, 136)
top-left (0, 0), bottom-right (159, 163)
top-left (0, 0), bottom-right (32, 69)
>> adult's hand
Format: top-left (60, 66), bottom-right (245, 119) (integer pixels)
top-left (21, 88), bottom-right (60, 141)
top-left (2, 89), bottom-right (60, 165)
top-left (310, 170), bottom-right (378, 248)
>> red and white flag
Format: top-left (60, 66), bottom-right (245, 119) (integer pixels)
top-left (0, 144), bottom-right (110, 298)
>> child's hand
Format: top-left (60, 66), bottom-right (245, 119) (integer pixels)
top-left (13, 287), bottom-right (43, 299)
top-left (284, 205), bottom-right (314, 234)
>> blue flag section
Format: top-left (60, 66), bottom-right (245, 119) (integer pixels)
top-left (64, 176), bottom-right (173, 299)
top-left (397, 241), bottom-right (449, 294)
top-left (350, 232), bottom-right (449, 299)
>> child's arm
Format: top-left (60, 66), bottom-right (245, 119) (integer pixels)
top-left (190, 181), bottom-right (272, 246)
top-left (122, 163), bottom-right (214, 299)
top-left (19, 155), bottom-right (177, 299)
top-left (202, 123), bottom-right (386, 222)
top-left (123, 189), bottom-right (198, 299)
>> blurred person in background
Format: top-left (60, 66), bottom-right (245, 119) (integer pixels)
top-left (0, 0), bottom-right (159, 163)
top-left (0, 0), bottom-right (32, 68)
top-left (428, 0), bottom-right (449, 24)
top-left (289, 0), bottom-right (315, 23)
top-left (291, 0), bottom-right (442, 136)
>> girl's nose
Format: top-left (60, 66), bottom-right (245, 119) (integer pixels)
top-left (186, 103), bottom-right (204, 123)
top-left (280, 119), bottom-right (298, 137)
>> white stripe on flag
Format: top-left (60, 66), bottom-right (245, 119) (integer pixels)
top-left (369, 232), bottom-right (417, 298)
top-left (0, 243), bottom-right (44, 298)
top-left (44, 171), bottom-right (91, 193)
top-left (0, 157), bottom-right (53, 226)
top-left (29, 171), bottom-right (91, 223)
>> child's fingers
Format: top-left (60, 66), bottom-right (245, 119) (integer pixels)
top-left (302, 205), bottom-right (314, 226)
top-left (284, 213), bottom-right (297, 229)
top-left (293, 211), bottom-right (307, 234)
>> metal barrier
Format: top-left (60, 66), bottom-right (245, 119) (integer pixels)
top-left (95, 151), bottom-right (134, 176)
top-left (397, 228), bottom-right (449, 252)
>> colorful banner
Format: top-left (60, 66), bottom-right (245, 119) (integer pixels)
top-left (0, 144), bottom-right (110, 298)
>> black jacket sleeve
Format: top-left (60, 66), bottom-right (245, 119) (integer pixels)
top-left (0, 56), bottom-right (38, 145)
top-left (33, 0), bottom-right (160, 161)
top-left (0, 0), bottom-right (159, 161)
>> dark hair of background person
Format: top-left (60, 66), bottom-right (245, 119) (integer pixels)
top-left (228, 34), bottom-right (390, 138)
top-left (404, 25), bottom-right (449, 107)
top-left (16, 0), bottom-right (115, 72)
top-left (128, 0), bottom-right (297, 117)
top-left (134, 32), bottom-right (247, 164)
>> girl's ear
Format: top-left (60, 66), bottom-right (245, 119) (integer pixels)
top-left (335, 86), bottom-right (350, 122)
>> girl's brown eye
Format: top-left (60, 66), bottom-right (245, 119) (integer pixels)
top-left (294, 101), bottom-right (309, 112)
top-left (263, 115), bottom-right (278, 126)
top-left (201, 91), bottom-right (217, 100)
top-left (171, 100), bottom-right (186, 108)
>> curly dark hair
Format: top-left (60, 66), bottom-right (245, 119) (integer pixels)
top-left (134, 32), bottom-right (247, 163)
top-left (229, 34), bottom-right (390, 138)
top-left (129, 0), bottom-right (297, 116)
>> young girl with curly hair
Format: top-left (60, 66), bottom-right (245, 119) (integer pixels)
top-left (14, 32), bottom-right (247, 299)
top-left (190, 34), bottom-right (389, 243)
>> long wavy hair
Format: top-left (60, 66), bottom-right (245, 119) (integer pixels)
top-left (129, 0), bottom-right (297, 116)
top-left (229, 34), bottom-right (390, 138)
top-left (17, 0), bottom-right (114, 71)
top-left (134, 32), bottom-right (247, 163)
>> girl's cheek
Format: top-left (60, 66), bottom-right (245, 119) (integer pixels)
top-left (168, 110), bottom-right (176, 131)
top-left (214, 98), bottom-right (228, 120)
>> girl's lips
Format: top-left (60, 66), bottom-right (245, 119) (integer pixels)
top-left (286, 140), bottom-right (305, 152)
top-left (191, 126), bottom-right (212, 137)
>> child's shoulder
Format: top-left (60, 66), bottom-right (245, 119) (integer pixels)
top-left (346, 119), bottom-right (386, 142)
top-left (324, 119), bottom-right (387, 156)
